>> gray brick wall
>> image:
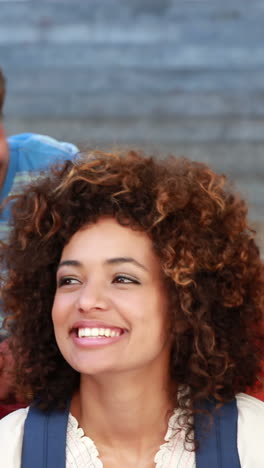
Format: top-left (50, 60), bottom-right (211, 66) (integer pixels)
top-left (1, 0), bottom-right (264, 248)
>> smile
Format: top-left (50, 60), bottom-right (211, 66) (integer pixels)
top-left (78, 328), bottom-right (122, 338)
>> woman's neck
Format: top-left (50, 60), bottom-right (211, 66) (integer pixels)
top-left (71, 369), bottom-right (175, 453)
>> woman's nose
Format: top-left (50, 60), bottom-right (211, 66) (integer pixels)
top-left (77, 280), bottom-right (109, 312)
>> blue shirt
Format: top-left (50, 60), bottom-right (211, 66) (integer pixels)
top-left (0, 133), bottom-right (78, 329)
top-left (0, 133), bottom-right (78, 240)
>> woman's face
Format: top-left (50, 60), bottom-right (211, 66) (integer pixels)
top-left (52, 217), bottom-right (171, 378)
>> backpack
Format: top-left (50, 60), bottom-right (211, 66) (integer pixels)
top-left (21, 399), bottom-right (240, 467)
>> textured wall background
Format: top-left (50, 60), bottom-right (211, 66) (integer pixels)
top-left (1, 0), bottom-right (264, 248)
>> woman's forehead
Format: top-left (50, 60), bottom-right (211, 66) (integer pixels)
top-left (60, 217), bottom-right (161, 272)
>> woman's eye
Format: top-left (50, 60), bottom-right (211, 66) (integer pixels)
top-left (113, 275), bottom-right (140, 284)
top-left (57, 277), bottom-right (80, 287)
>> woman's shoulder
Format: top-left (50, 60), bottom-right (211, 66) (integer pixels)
top-left (0, 407), bottom-right (29, 468)
top-left (236, 393), bottom-right (264, 467)
top-left (0, 405), bottom-right (28, 429)
top-left (236, 392), bottom-right (264, 419)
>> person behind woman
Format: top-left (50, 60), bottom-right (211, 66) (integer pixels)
top-left (0, 67), bottom-right (78, 415)
top-left (0, 150), bottom-right (264, 467)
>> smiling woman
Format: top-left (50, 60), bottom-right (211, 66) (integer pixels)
top-left (52, 218), bottom-right (170, 379)
top-left (0, 150), bottom-right (264, 467)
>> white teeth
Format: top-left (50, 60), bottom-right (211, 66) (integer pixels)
top-left (77, 327), bottom-right (121, 338)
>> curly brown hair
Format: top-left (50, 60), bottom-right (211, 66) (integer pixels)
top-left (0, 69), bottom-right (6, 117)
top-left (1, 150), bottom-right (264, 441)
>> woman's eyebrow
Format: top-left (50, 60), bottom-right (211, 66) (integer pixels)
top-left (56, 257), bottom-right (149, 272)
top-left (104, 257), bottom-right (148, 272)
top-left (57, 260), bottom-right (82, 271)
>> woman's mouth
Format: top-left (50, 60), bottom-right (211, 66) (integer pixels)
top-left (70, 323), bottom-right (126, 348)
top-left (77, 327), bottom-right (122, 338)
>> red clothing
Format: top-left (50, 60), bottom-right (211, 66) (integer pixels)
top-left (0, 339), bottom-right (26, 418)
top-left (247, 358), bottom-right (264, 401)
top-left (0, 402), bottom-right (25, 419)
top-left (247, 389), bottom-right (264, 401)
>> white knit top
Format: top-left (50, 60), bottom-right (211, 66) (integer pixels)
top-left (66, 407), bottom-right (193, 468)
top-left (0, 393), bottom-right (264, 467)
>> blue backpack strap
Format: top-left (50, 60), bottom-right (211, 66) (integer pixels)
top-left (21, 404), bottom-right (69, 468)
top-left (195, 399), bottom-right (241, 468)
